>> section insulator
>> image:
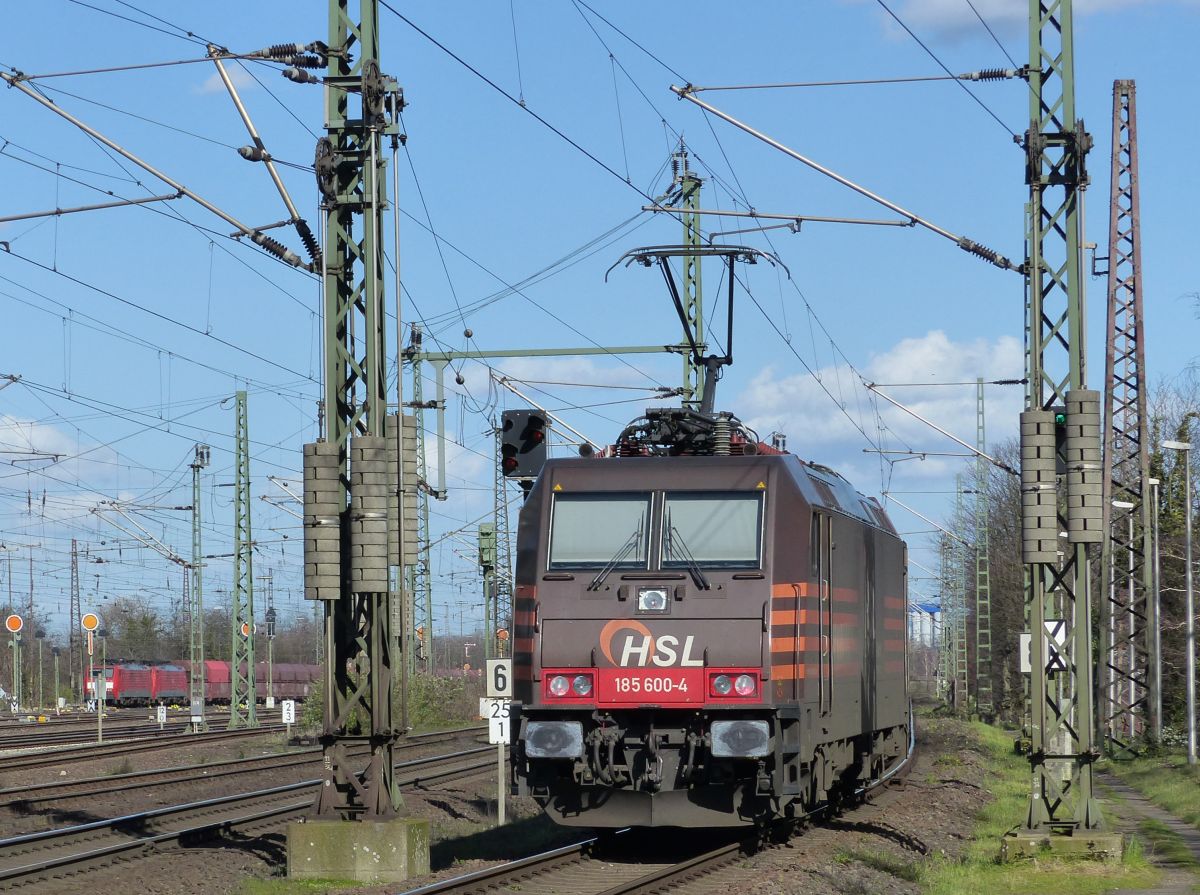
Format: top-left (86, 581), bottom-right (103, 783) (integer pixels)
top-left (289, 54), bottom-right (325, 70)
top-left (259, 42), bottom-right (305, 59)
top-left (957, 237), bottom-right (1012, 270)
top-left (295, 218), bottom-right (322, 269)
top-left (251, 231), bottom-right (302, 267)
top-left (959, 68), bottom-right (1017, 82)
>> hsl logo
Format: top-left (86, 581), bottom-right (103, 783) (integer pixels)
top-left (599, 619), bottom-right (704, 668)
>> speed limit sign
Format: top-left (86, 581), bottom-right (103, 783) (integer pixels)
top-left (486, 659), bottom-right (512, 698)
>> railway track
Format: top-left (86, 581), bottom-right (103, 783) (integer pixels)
top-left (0, 722), bottom-right (193, 749)
top-left (0, 726), bottom-right (484, 810)
top-left (0, 724), bottom-right (288, 776)
top-left (402, 732), bottom-right (918, 895)
top-left (0, 746), bottom-right (496, 888)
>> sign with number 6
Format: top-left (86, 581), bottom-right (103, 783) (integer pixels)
top-left (486, 659), bottom-right (512, 698)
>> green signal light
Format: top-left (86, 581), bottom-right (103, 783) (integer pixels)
top-left (1054, 412), bottom-right (1067, 425)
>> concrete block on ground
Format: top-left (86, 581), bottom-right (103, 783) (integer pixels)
top-left (287, 817), bottom-right (430, 883)
top-left (1000, 829), bottom-right (1124, 863)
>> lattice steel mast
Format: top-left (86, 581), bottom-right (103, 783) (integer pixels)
top-left (408, 335), bottom-right (434, 675)
top-left (229, 391), bottom-right (257, 729)
top-left (1016, 0), bottom-right (1109, 845)
top-left (955, 476), bottom-right (969, 711)
top-left (1098, 79), bottom-right (1153, 756)
top-left (190, 443), bottom-right (210, 729)
top-left (309, 0), bottom-right (404, 819)
top-left (674, 144), bottom-right (704, 407)
top-left (976, 380), bottom-right (994, 717)
top-left (69, 539), bottom-right (81, 702)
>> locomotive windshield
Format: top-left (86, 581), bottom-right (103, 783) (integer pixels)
top-left (663, 492), bottom-right (762, 568)
top-left (548, 493), bottom-right (651, 569)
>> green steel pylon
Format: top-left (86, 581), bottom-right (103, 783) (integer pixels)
top-left (1022, 0), bottom-right (1103, 834)
top-left (190, 443), bottom-right (210, 730)
top-left (975, 381), bottom-right (993, 717)
top-left (229, 392), bottom-right (257, 729)
top-left (674, 143), bottom-right (704, 407)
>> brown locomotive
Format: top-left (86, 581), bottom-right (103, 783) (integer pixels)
top-left (511, 409), bottom-right (910, 827)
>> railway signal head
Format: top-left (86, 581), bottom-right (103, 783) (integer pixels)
top-left (501, 410), bottom-right (548, 479)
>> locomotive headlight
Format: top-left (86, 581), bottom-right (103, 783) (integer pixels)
top-left (548, 675), bottom-right (570, 697)
top-left (571, 674), bottom-right (593, 696)
top-left (710, 674), bottom-right (733, 696)
top-left (637, 587), bottom-right (669, 613)
top-left (733, 674), bottom-right (756, 697)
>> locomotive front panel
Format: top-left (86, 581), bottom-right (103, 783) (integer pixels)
top-left (512, 457), bottom-right (789, 827)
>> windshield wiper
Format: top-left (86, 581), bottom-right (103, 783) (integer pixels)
top-left (665, 511), bottom-right (710, 591)
top-left (587, 516), bottom-right (644, 591)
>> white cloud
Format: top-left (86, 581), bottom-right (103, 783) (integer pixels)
top-left (734, 329), bottom-right (1024, 488)
top-left (197, 64), bottom-right (257, 96)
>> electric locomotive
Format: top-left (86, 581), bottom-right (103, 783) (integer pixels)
top-left (510, 408), bottom-right (910, 828)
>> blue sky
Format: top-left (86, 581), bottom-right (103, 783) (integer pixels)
top-left (0, 1), bottom-right (1196, 642)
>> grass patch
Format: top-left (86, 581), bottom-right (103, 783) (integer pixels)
top-left (1137, 818), bottom-right (1198, 867)
top-left (1109, 753), bottom-right (1200, 828)
top-left (916, 721), bottom-right (1160, 895)
top-left (836, 848), bottom-right (923, 882)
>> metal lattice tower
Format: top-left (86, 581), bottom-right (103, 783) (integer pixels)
top-left (313, 0), bottom-right (403, 819)
top-left (674, 143), bottom-right (704, 407)
top-left (409, 343), bottom-right (433, 675)
top-left (1021, 0), bottom-right (1103, 834)
top-left (229, 393), bottom-right (256, 729)
top-left (69, 539), bottom-right (81, 702)
top-left (1099, 79), bottom-right (1153, 756)
top-left (190, 443), bottom-right (209, 729)
top-left (954, 476), bottom-right (969, 710)
top-left (975, 380), bottom-right (994, 717)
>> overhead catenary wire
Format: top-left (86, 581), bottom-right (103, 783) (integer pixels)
top-left (873, 0), bottom-right (1019, 139)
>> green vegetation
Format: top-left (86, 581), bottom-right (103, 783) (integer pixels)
top-left (1136, 818), bottom-right (1198, 868)
top-left (405, 672), bottom-right (481, 732)
top-left (1108, 753), bottom-right (1200, 828)
top-left (840, 721), bottom-right (1160, 894)
top-left (919, 722), bottom-right (1156, 895)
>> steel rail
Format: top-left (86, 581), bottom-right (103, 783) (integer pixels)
top-left (0, 748), bottom-right (495, 886)
top-left (401, 725), bottom-right (918, 895)
top-left (0, 725), bottom-right (287, 774)
top-left (0, 725), bottom-right (483, 806)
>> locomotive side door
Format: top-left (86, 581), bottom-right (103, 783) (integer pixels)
top-left (812, 512), bottom-right (833, 715)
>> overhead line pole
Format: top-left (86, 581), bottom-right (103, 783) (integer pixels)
top-left (975, 380), bottom-right (994, 718)
top-left (229, 391), bottom-right (257, 729)
top-left (1010, 0), bottom-right (1115, 856)
top-left (190, 444), bottom-right (210, 731)
top-left (1098, 80), bottom-right (1153, 757)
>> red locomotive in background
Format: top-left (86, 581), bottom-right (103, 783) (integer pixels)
top-left (86, 659), bottom-right (320, 705)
